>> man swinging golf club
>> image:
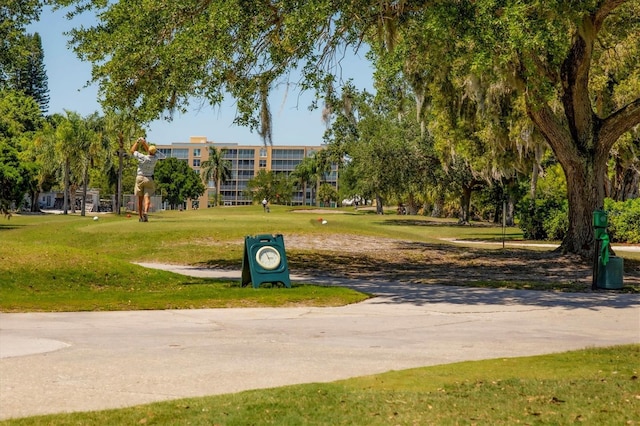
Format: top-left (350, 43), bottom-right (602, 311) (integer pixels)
top-left (130, 137), bottom-right (165, 222)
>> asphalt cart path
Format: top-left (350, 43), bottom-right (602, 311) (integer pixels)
top-left (1, 265), bottom-right (638, 420)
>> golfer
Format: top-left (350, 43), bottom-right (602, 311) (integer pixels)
top-left (130, 137), bottom-right (165, 222)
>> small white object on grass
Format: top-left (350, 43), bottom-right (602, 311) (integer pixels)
top-left (93, 216), bottom-right (99, 221)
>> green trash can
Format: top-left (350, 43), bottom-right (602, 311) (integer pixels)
top-left (597, 256), bottom-right (624, 290)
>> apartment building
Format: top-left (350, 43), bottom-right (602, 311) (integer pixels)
top-left (156, 136), bottom-right (337, 208)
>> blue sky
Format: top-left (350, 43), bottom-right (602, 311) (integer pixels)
top-left (28, 6), bottom-right (374, 146)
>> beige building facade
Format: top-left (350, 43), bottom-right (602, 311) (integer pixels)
top-left (156, 136), bottom-right (336, 208)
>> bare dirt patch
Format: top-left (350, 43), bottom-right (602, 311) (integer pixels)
top-left (290, 209), bottom-right (350, 214)
top-left (281, 234), bottom-right (639, 291)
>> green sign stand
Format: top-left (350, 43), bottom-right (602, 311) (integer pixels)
top-left (241, 234), bottom-right (291, 288)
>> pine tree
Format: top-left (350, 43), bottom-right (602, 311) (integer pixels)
top-left (0, 1), bottom-right (41, 88)
top-left (11, 33), bottom-right (49, 114)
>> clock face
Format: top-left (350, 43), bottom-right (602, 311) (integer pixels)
top-left (255, 246), bottom-right (281, 270)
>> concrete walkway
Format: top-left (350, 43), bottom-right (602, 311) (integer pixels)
top-left (1, 265), bottom-right (639, 420)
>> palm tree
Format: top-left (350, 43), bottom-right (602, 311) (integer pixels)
top-left (291, 155), bottom-right (320, 206)
top-left (103, 110), bottom-right (141, 214)
top-left (53, 112), bottom-right (82, 214)
top-left (200, 147), bottom-right (231, 207)
top-left (78, 112), bottom-right (111, 216)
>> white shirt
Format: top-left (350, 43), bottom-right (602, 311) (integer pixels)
top-left (133, 151), bottom-right (166, 177)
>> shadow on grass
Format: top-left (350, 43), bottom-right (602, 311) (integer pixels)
top-left (195, 239), bottom-right (640, 308)
top-left (289, 242), bottom-right (591, 282)
top-left (0, 223), bottom-right (26, 231)
top-left (376, 219), bottom-right (494, 227)
top-left (213, 241), bottom-right (639, 309)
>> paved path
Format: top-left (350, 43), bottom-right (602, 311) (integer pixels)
top-left (1, 265), bottom-right (639, 420)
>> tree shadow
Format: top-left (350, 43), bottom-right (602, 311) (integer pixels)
top-left (328, 278), bottom-right (640, 310)
top-left (376, 218), bottom-right (495, 227)
top-left (0, 224), bottom-right (26, 231)
top-left (284, 242), bottom-right (639, 309)
top-left (196, 240), bottom-right (639, 309)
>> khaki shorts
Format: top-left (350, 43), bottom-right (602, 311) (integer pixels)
top-left (134, 176), bottom-right (155, 196)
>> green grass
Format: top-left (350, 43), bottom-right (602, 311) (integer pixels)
top-left (0, 209), bottom-right (369, 311)
top-left (0, 206), bottom-right (521, 312)
top-left (2, 344), bottom-right (638, 425)
top-left (2, 206), bottom-right (638, 311)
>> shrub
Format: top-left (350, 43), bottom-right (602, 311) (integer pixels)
top-left (517, 197), bottom-right (567, 240)
top-left (543, 201), bottom-right (569, 240)
top-left (604, 198), bottom-right (640, 243)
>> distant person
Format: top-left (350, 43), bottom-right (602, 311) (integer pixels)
top-left (262, 198), bottom-right (269, 212)
top-left (130, 137), bottom-right (166, 222)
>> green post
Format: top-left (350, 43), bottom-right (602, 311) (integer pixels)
top-left (592, 210), bottom-right (608, 290)
top-left (592, 210), bottom-right (608, 240)
top-left (592, 210), bottom-right (624, 290)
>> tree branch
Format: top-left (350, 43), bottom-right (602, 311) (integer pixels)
top-left (526, 102), bottom-right (576, 166)
top-left (560, 0), bottom-right (625, 145)
top-left (598, 98), bottom-right (640, 152)
top-left (593, 0), bottom-right (628, 31)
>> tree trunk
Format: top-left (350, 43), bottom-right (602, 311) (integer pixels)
top-left (116, 136), bottom-right (124, 214)
top-left (612, 157), bottom-right (639, 201)
top-left (563, 162), bottom-right (604, 254)
top-left (375, 194), bottom-right (384, 214)
top-left (504, 178), bottom-right (517, 227)
top-left (30, 189), bottom-right (40, 212)
top-left (431, 193), bottom-right (444, 217)
top-left (621, 170), bottom-right (639, 200)
top-left (81, 159), bottom-right (88, 217)
top-left (63, 158), bottom-right (70, 215)
top-left (458, 185), bottom-right (472, 224)
top-left (407, 193), bottom-right (418, 215)
top-left (506, 194), bottom-right (515, 227)
top-left (530, 160), bottom-right (539, 203)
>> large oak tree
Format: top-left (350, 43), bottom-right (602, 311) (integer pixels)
top-left (55, 0), bottom-right (640, 256)
top-left (474, 1), bottom-right (640, 255)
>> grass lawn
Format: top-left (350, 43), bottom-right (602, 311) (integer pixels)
top-left (1, 206), bottom-right (638, 312)
top-left (1, 344), bottom-right (638, 425)
top-left (1, 206), bottom-right (382, 311)
top-left (2, 206), bottom-right (638, 313)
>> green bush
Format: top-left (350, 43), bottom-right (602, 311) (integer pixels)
top-left (604, 198), bottom-right (640, 243)
top-left (519, 196), bottom-right (639, 244)
top-left (516, 162), bottom-right (568, 241)
top-left (517, 197), bottom-right (567, 240)
top-left (543, 201), bottom-right (569, 240)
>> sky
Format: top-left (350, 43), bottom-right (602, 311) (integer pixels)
top-left (27, 6), bottom-right (375, 147)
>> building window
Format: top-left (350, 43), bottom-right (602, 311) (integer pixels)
top-left (272, 149), bottom-right (304, 160)
top-left (172, 149), bottom-right (189, 159)
top-left (260, 148), bottom-right (267, 157)
top-left (193, 159), bottom-right (201, 167)
top-left (259, 159), bottom-right (267, 168)
top-left (239, 149), bottom-right (255, 158)
top-left (193, 148), bottom-right (201, 157)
